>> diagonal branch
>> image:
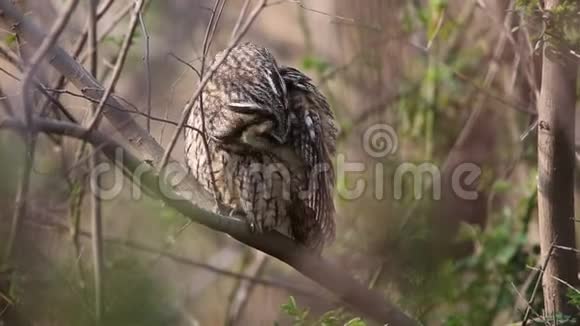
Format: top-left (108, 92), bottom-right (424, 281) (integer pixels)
top-left (0, 0), bottom-right (215, 209)
top-left (0, 118), bottom-right (417, 326)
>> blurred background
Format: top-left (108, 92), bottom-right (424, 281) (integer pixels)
top-left (0, 0), bottom-right (567, 325)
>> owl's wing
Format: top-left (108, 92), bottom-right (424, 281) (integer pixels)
top-left (279, 66), bottom-right (338, 155)
top-left (281, 66), bottom-right (337, 246)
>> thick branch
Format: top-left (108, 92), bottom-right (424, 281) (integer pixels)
top-left (536, 0), bottom-right (578, 316)
top-left (0, 118), bottom-right (417, 325)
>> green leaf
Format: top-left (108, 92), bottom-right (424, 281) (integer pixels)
top-left (301, 55), bottom-right (330, 74)
top-left (491, 179), bottom-right (511, 193)
top-left (345, 317), bottom-right (366, 326)
top-left (4, 34), bottom-right (16, 47)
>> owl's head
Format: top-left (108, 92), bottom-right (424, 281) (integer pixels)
top-left (210, 42), bottom-right (290, 145)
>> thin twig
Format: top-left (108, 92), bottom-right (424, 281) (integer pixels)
top-left (399, 0), bottom-right (516, 231)
top-left (0, 0), bottom-right (215, 208)
top-left (89, 153), bottom-right (104, 321)
top-left (509, 282), bottom-right (542, 322)
top-left (230, 0), bottom-right (251, 41)
top-left (167, 52), bottom-right (201, 78)
top-left (158, 0), bottom-right (267, 170)
top-left (0, 43), bottom-right (78, 125)
top-left (521, 242), bottom-right (556, 325)
top-left (43, 87), bottom-right (202, 134)
top-left (226, 250), bottom-right (268, 325)
top-left (41, 0), bottom-right (116, 119)
top-left (0, 85), bottom-right (14, 116)
top-left (138, 9), bottom-right (152, 132)
top-left (88, 0), bottom-right (104, 321)
top-left (426, 8), bottom-right (446, 50)
top-left (0, 43), bottom-right (21, 68)
top-left (73, 0), bottom-right (116, 59)
top-left (22, 217), bottom-right (322, 298)
top-left (78, 1), bottom-right (136, 63)
top-left (86, 0), bottom-right (145, 132)
top-left (3, 0), bottom-right (80, 264)
top-left (195, 0), bottom-right (226, 203)
top-left (162, 53), bottom-right (202, 144)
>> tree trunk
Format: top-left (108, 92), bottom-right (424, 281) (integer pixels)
top-left (537, 0), bottom-right (579, 316)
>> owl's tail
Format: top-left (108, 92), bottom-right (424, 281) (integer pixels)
top-left (290, 198), bottom-right (334, 253)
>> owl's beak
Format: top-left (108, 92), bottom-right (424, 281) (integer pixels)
top-left (270, 117), bottom-right (290, 144)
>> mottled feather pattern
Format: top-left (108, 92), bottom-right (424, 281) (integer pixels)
top-left (185, 43), bottom-right (337, 250)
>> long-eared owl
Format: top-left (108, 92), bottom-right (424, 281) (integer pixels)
top-left (184, 42), bottom-right (337, 250)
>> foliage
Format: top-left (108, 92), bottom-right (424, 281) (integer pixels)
top-left (369, 180), bottom-right (540, 325)
top-left (19, 254), bottom-right (178, 326)
top-left (278, 296), bottom-right (366, 326)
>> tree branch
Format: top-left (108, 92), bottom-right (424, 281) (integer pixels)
top-left (0, 0), bottom-right (215, 209)
top-left (536, 0), bottom-right (578, 316)
top-left (0, 118), bottom-right (417, 325)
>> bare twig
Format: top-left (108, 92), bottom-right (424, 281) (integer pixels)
top-left (86, 0), bottom-right (145, 132)
top-left (0, 0), bottom-right (212, 208)
top-left (426, 8), bottom-right (446, 50)
top-left (509, 282), bottom-right (542, 322)
top-left (230, 0), bottom-right (251, 41)
top-left (42, 0), bottom-right (116, 119)
top-left (3, 0), bottom-right (80, 264)
top-left (70, 0), bottom-right (115, 60)
top-left (194, 0), bottom-right (227, 203)
top-left (398, 0), bottom-right (517, 231)
top-left (167, 52), bottom-right (201, 78)
top-left (87, 0), bottom-right (104, 321)
top-left (521, 242), bottom-right (555, 325)
top-left (23, 217), bottom-right (323, 298)
top-left (279, 0), bottom-right (381, 31)
top-left (138, 9), bottom-right (152, 132)
top-left (43, 87), bottom-right (202, 134)
top-left (89, 156), bottom-right (104, 321)
top-left (162, 53), bottom-right (202, 144)
top-left (226, 250), bottom-right (268, 325)
top-left (0, 86), bottom-right (14, 116)
top-left (158, 0), bottom-right (267, 170)
top-left (76, 1), bottom-right (136, 64)
top-left (0, 43), bottom-right (21, 68)
top-left (442, 0), bottom-right (514, 169)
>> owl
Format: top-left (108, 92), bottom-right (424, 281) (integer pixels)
top-left (184, 42), bottom-right (337, 250)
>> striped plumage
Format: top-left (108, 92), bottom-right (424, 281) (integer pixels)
top-left (184, 43), bottom-right (337, 250)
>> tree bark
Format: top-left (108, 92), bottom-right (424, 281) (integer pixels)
top-left (537, 0), bottom-right (578, 316)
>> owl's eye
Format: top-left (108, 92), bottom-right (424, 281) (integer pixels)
top-left (227, 102), bottom-right (262, 114)
top-left (227, 102), bottom-right (277, 120)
